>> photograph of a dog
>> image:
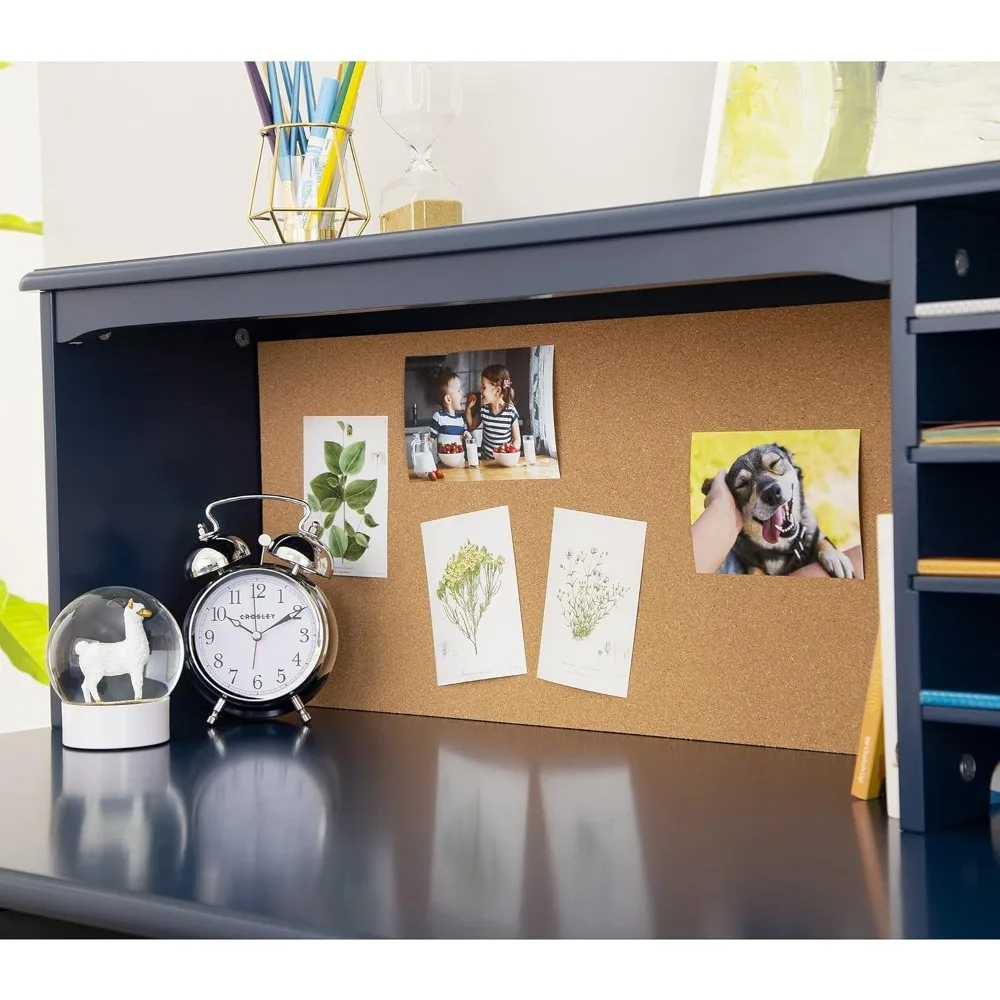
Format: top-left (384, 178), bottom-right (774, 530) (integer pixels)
top-left (689, 430), bottom-right (862, 578)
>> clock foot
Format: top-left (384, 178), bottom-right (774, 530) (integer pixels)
top-left (291, 695), bottom-right (311, 724)
top-left (207, 697), bottom-right (226, 726)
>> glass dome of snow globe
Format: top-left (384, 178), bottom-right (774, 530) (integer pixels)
top-left (46, 586), bottom-right (184, 750)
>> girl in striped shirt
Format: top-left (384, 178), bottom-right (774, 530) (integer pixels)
top-left (466, 363), bottom-right (521, 460)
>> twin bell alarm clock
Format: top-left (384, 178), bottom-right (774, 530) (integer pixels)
top-left (182, 494), bottom-right (339, 726)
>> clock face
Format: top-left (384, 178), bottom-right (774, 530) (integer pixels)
top-left (189, 569), bottom-right (324, 702)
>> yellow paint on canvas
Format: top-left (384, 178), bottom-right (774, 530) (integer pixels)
top-left (690, 429), bottom-right (861, 551)
top-left (709, 62), bottom-right (836, 195)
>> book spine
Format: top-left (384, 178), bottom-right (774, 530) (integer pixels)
top-left (877, 514), bottom-right (900, 820)
top-left (920, 690), bottom-right (1000, 710)
top-left (852, 635), bottom-right (885, 800)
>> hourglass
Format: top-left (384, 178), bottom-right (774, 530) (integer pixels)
top-left (376, 63), bottom-right (463, 233)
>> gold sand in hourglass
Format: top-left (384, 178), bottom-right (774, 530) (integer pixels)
top-left (380, 198), bottom-right (464, 233)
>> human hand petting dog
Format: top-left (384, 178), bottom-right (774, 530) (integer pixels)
top-left (691, 469), bottom-right (744, 574)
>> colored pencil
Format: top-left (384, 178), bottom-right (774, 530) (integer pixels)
top-left (244, 61), bottom-right (276, 152)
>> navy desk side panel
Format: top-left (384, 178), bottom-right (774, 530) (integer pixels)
top-left (43, 307), bottom-right (262, 726)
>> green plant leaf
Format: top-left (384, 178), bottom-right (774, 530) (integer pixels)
top-left (345, 478), bottom-right (377, 513)
top-left (324, 441), bottom-right (343, 473)
top-left (321, 496), bottom-right (342, 516)
top-left (337, 420), bottom-right (345, 432)
top-left (306, 492), bottom-right (321, 511)
top-left (363, 512), bottom-right (379, 528)
top-left (344, 539), bottom-right (368, 561)
top-left (310, 472), bottom-right (340, 503)
top-left (347, 423), bottom-right (353, 436)
top-left (0, 214), bottom-right (43, 236)
top-left (329, 524), bottom-right (349, 558)
top-left (323, 513), bottom-right (336, 529)
top-left (339, 440), bottom-right (366, 476)
top-left (0, 580), bottom-right (48, 685)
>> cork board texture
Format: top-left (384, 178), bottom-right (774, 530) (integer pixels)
top-left (258, 300), bottom-right (891, 754)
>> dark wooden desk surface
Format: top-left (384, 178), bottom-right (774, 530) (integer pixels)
top-left (0, 708), bottom-right (997, 938)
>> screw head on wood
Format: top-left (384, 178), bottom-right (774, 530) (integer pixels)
top-left (955, 248), bottom-right (970, 277)
top-left (959, 753), bottom-right (977, 782)
top-left (235, 328), bottom-right (251, 347)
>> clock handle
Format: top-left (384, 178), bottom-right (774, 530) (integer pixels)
top-left (198, 494), bottom-right (316, 540)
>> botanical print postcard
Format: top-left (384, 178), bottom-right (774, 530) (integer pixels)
top-left (428, 746), bottom-right (530, 937)
top-left (421, 506), bottom-right (527, 686)
top-left (303, 416), bottom-right (388, 579)
top-left (537, 508), bottom-right (646, 698)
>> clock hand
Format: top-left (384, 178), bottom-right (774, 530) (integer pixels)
top-left (258, 607), bottom-right (304, 636)
top-left (227, 616), bottom-right (261, 641)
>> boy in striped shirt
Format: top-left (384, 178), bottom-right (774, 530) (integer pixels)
top-left (429, 370), bottom-right (470, 452)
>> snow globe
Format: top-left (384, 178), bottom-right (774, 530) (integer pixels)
top-left (46, 586), bottom-right (184, 750)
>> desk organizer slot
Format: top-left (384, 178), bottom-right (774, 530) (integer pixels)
top-left (917, 464), bottom-right (1000, 559)
top-left (916, 330), bottom-right (1000, 425)
top-left (918, 591), bottom-right (1000, 693)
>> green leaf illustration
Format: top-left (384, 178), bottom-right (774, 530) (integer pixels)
top-left (337, 420), bottom-right (345, 432)
top-left (323, 513), bottom-right (336, 529)
top-left (310, 472), bottom-right (340, 503)
top-left (0, 580), bottom-right (48, 685)
top-left (329, 524), bottom-right (349, 558)
top-left (345, 478), bottom-right (377, 513)
top-left (347, 424), bottom-right (353, 436)
top-left (324, 440), bottom-right (343, 473)
top-left (339, 440), bottom-right (366, 476)
top-left (363, 512), bottom-right (379, 528)
top-left (344, 539), bottom-right (368, 561)
top-left (306, 492), bottom-right (321, 511)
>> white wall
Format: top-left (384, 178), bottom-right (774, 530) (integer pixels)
top-left (0, 61), bottom-right (51, 733)
top-left (38, 62), bottom-right (718, 265)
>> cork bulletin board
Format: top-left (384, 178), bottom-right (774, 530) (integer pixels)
top-left (258, 300), bottom-right (891, 755)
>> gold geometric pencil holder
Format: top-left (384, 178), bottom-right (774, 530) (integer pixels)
top-left (249, 122), bottom-right (370, 245)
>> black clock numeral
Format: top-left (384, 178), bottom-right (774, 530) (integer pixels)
top-left (253, 674), bottom-right (262, 690)
top-left (229, 669), bottom-right (238, 685)
top-left (277, 589), bottom-right (284, 604)
top-left (277, 668), bottom-right (286, 683)
top-left (300, 628), bottom-right (309, 643)
top-left (291, 653), bottom-right (301, 667)
top-left (211, 607), bottom-right (227, 622)
top-left (213, 652), bottom-right (223, 668)
top-left (229, 590), bottom-right (242, 605)
top-left (254, 583), bottom-right (266, 599)
top-left (205, 629), bottom-right (215, 645)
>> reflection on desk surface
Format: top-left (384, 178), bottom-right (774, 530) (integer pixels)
top-left (6, 711), bottom-right (1000, 937)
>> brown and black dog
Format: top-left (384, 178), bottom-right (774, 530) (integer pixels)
top-left (701, 443), bottom-right (854, 577)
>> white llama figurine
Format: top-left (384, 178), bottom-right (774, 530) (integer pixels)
top-left (74, 597), bottom-right (153, 703)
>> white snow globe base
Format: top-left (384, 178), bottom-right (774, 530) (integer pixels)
top-left (61, 699), bottom-right (172, 751)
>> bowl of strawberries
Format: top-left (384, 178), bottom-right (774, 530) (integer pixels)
top-left (492, 442), bottom-right (521, 467)
top-left (436, 439), bottom-right (467, 468)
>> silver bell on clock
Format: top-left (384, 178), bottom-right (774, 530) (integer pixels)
top-left (182, 494), bottom-right (340, 726)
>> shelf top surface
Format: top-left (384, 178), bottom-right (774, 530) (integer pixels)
top-left (20, 160), bottom-right (1000, 294)
top-left (1, 708), bottom-right (1000, 939)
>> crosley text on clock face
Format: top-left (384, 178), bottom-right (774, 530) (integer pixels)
top-left (189, 569), bottom-right (323, 701)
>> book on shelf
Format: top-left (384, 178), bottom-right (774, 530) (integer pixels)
top-left (920, 421), bottom-right (1000, 446)
top-left (914, 297), bottom-right (1000, 318)
top-left (877, 514), bottom-right (899, 820)
top-left (917, 557), bottom-right (1000, 578)
top-left (920, 689), bottom-right (1000, 710)
top-left (851, 632), bottom-right (885, 801)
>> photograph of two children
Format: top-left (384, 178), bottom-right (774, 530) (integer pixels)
top-left (403, 345), bottom-right (560, 482)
